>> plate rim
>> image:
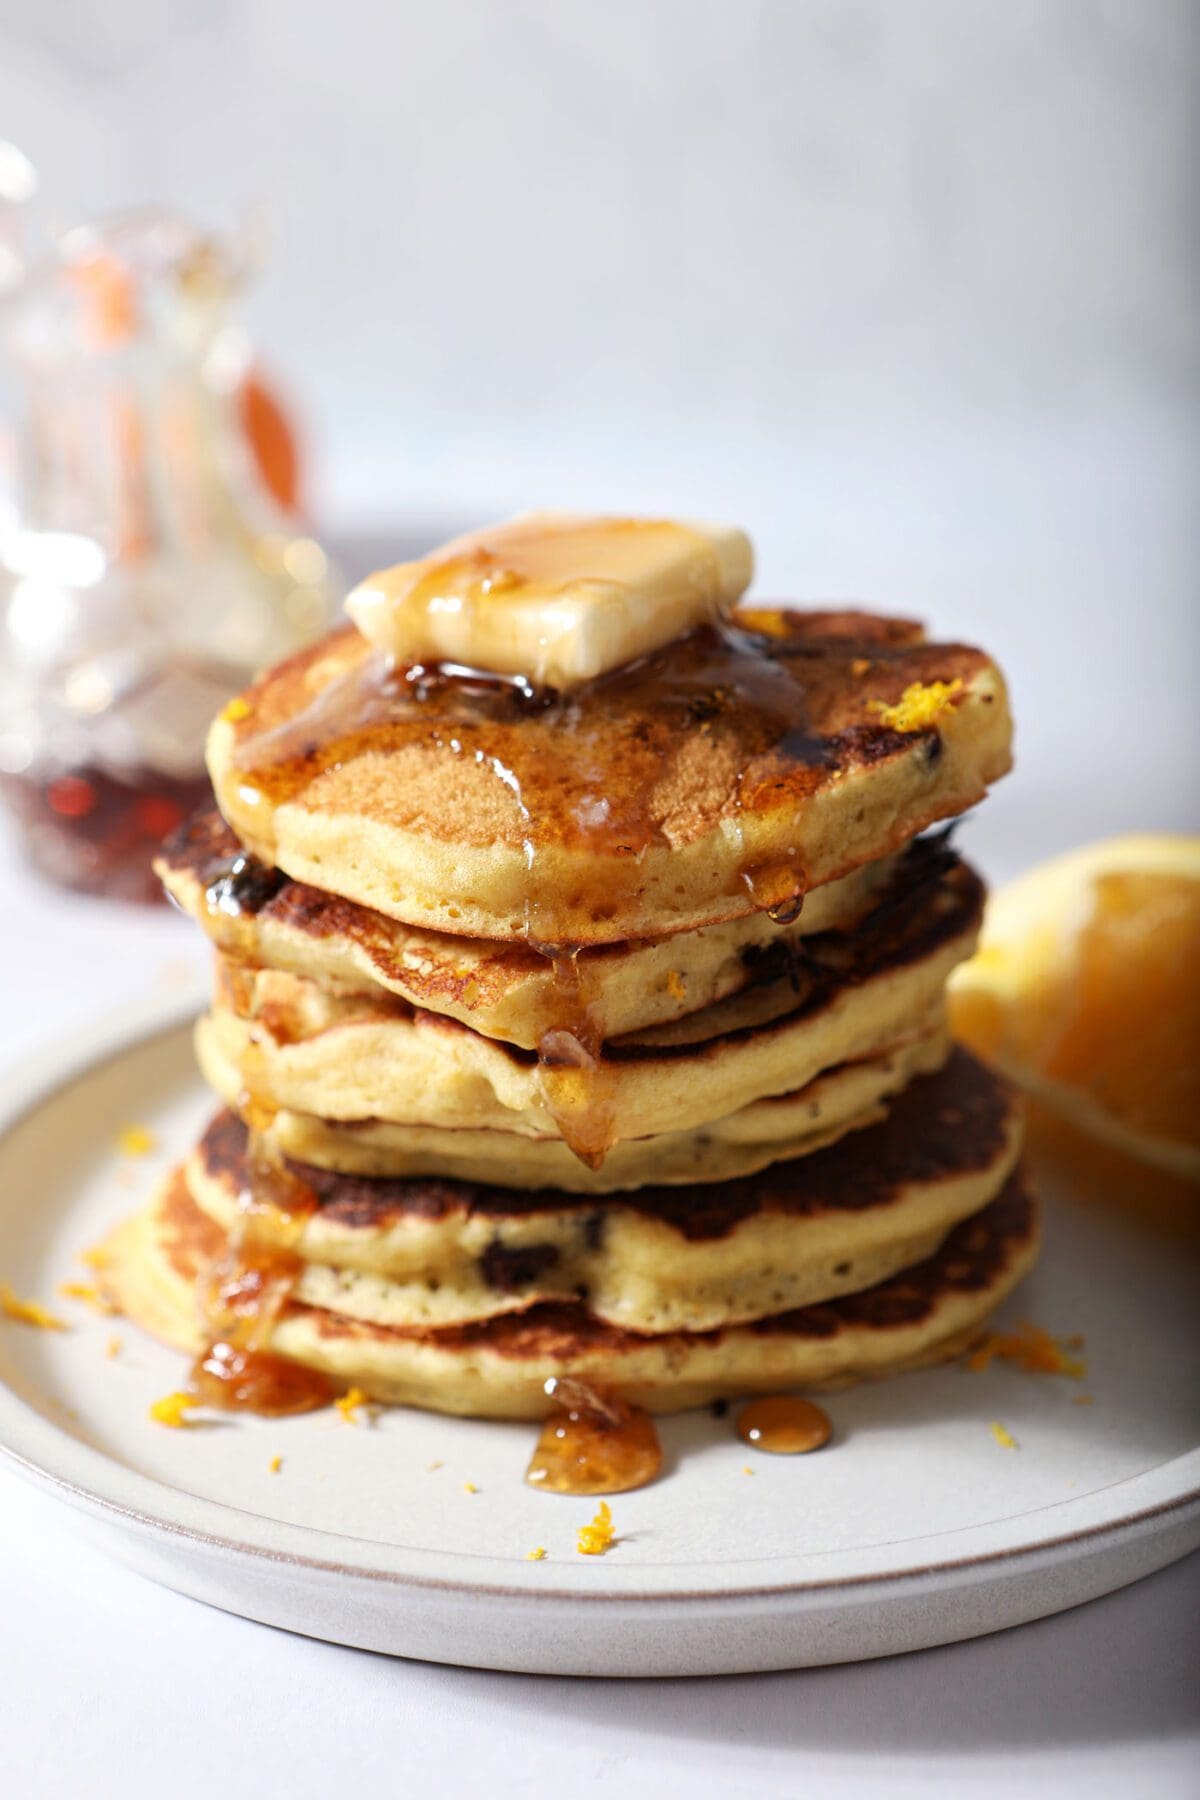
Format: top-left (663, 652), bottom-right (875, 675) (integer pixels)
top-left (1, 989), bottom-right (1197, 1610)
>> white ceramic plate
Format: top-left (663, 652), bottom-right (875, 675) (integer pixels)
top-left (0, 991), bottom-right (1197, 1677)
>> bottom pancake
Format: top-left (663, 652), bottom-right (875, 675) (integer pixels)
top-left (96, 1171), bottom-right (1038, 1419)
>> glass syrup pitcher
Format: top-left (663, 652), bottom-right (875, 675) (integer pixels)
top-left (0, 198), bottom-right (340, 901)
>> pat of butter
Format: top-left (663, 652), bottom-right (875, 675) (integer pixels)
top-left (346, 512), bottom-right (754, 689)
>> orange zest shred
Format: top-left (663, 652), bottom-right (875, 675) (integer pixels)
top-left (665, 971), bottom-right (687, 1002)
top-left (990, 1421), bottom-right (1018, 1451)
top-left (149, 1391), bottom-right (199, 1428)
top-left (221, 696), bottom-right (253, 723)
top-left (735, 606), bottom-right (790, 638)
top-left (0, 1284), bottom-right (67, 1331)
top-left (116, 1124), bottom-right (157, 1158)
top-left (105, 1335), bottom-right (122, 1359)
top-left (462, 1481), bottom-right (478, 1494)
top-left (870, 678), bottom-right (963, 733)
top-left (1072, 1394), bottom-right (1095, 1407)
top-left (334, 1386), bottom-right (373, 1424)
top-left (526, 1546), bottom-right (547, 1561)
top-left (966, 1321), bottom-right (1087, 1380)
top-left (268, 1454), bottom-right (283, 1473)
top-left (58, 1280), bottom-right (117, 1315)
top-left (576, 1500), bottom-right (616, 1556)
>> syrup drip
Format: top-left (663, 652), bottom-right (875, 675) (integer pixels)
top-left (201, 851), bottom-right (287, 960)
top-left (741, 856), bottom-right (808, 925)
top-left (188, 1009), bottom-right (331, 1414)
top-left (736, 1395), bottom-right (832, 1455)
top-left (190, 1340), bottom-right (334, 1416)
top-left (533, 947), bottom-right (620, 1167)
top-left (526, 1376), bottom-right (663, 1494)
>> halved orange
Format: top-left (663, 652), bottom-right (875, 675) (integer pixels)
top-left (950, 835), bottom-right (1200, 1181)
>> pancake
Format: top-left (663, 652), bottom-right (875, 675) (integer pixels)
top-left (97, 1168), bottom-right (1039, 1418)
top-left (236, 1028), bottom-right (948, 1190)
top-left (185, 1047), bottom-right (1023, 1332)
top-left (157, 808), bottom-right (899, 1049)
top-left (207, 606), bottom-right (1011, 945)
top-left (197, 856), bottom-right (982, 1162)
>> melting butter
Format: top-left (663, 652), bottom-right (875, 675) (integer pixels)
top-left (346, 512), bottom-right (753, 690)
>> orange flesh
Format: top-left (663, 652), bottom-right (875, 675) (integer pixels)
top-left (1043, 873), bottom-right (1199, 1150)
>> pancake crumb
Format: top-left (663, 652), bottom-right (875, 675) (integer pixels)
top-left (526, 1547), bottom-right (547, 1561)
top-left (1072, 1394), bottom-right (1095, 1407)
top-left (117, 1124), bottom-right (157, 1158)
top-left (966, 1321), bottom-right (1087, 1380)
top-left (1, 1284), bottom-right (67, 1330)
top-left (989, 1420), bottom-right (1018, 1451)
top-left (426, 1459), bottom-right (444, 1471)
top-left (58, 1280), bottom-right (117, 1315)
top-left (577, 1500), bottom-right (616, 1556)
top-left (105, 1335), bottom-right (122, 1359)
top-left (269, 1454), bottom-right (283, 1473)
top-left (149, 1391), bottom-right (199, 1428)
top-left (334, 1386), bottom-right (374, 1424)
top-left (870, 678), bottom-right (963, 733)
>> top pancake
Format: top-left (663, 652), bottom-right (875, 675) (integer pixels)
top-left (208, 606), bottom-right (1011, 945)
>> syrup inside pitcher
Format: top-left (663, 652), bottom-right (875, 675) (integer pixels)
top-left (0, 196), bottom-right (340, 900)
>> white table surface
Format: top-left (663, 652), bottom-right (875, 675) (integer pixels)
top-left (1, 808), bottom-right (1197, 1799)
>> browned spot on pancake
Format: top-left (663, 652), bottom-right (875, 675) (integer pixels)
top-left (159, 1165), bottom-right (225, 1278)
top-left (479, 1240), bottom-right (562, 1293)
top-left (158, 808), bottom-right (250, 890)
top-left (195, 1047), bottom-right (1015, 1243)
top-left (300, 1175), bottom-right (1036, 1355)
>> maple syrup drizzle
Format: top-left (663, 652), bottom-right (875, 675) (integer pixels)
top-left (532, 947), bottom-right (622, 1167)
top-left (187, 1006), bottom-right (333, 1414)
top-left (736, 1395), bottom-right (832, 1455)
top-left (227, 618), bottom-right (856, 942)
top-left (201, 851), bottom-right (287, 960)
top-left (526, 1376), bottom-right (663, 1494)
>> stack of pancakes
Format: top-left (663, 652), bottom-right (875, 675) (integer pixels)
top-left (102, 556), bottom-right (1036, 1418)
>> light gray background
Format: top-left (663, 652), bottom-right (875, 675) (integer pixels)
top-left (1, 4), bottom-right (1198, 1793)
